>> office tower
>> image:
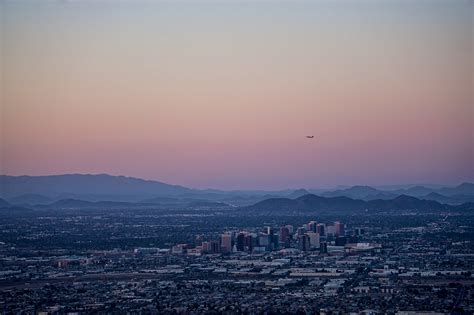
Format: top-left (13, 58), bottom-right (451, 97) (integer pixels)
top-left (236, 232), bottom-right (246, 252)
top-left (195, 235), bottom-right (204, 246)
top-left (221, 233), bottom-right (232, 253)
top-left (316, 223), bottom-right (326, 236)
top-left (272, 234), bottom-right (279, 250)
top-left (335, 236), bottom-right (346, 246)
top-left (326, 225), bottom-right (336, 236)
top-left (285, 224), bottom-right (294, 234)
top-left (279, 226), bottom-right (290, 247)
top-left (335, 221), bottom-right (345, 236)
top-left (202, 241), bottom-right (211, 253)
top-left (258, 233), bottom-right (270, 250)
top-left (308, 221), bottom-right (317, 232)
top-left (244, 234), bottom-right (253, 252)
top-left (279, 226), bottom-right (290, 242)
top-left (210, 240), bottom-right (220, 253)
top-left (306, 232), bottom-right (320, 249)
top-left (296, 227), bottom-right (305, 236)
top-left (266, 227), bottom-right (274, 235)
top-left (299, 234), bottom-right (311, 252)
top-left (258, 233), bottom-right (270, 246)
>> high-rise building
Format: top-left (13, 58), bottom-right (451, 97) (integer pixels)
top-left (285, 224), bottom-right (294, 234)
top-left (202, 241), bottom-right (211, 253)
top-left (316, 223), bottom-right (326, 236)
top-left (326, 225), bottom-right (336, 236)
top-left (236, 232), bottom-right (246, 251)
top-left (210, 240), bottom-right (220, 253)
top-left (258, 233), bottom-right (271, 249)
top-left (335, 221), bottom-right (345, 236)
top-left (299, 234), bottom-right (311, 251)
top-left (244, 234), bottom-right (253, 252)
top-left (279, 226), bottom-right (289, 242)
top-left (306, 232), bottom-right (320, 249)
top-left (272, 234), bottom-right (279, 250)
top-left (296, 227), bottom-right (305, 236)
top-left (221, 233), bottom-right (232, 253)
top-left (308, 221), bottom-right (317, 232)
top-left (266, 227), bottom-right (274, 235)
top-left (195, 235), bottom-right (204, 246)
top-left (279, 227), bottom-right (290, 247)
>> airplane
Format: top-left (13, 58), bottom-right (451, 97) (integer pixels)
top-left (306, 136), bottom-right (314, 138)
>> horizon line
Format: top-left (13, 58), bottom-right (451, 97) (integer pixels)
top-left (0, 172), bottom-right (472, 192)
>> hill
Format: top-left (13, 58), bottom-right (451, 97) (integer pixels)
top-left (244, 194), bottom-right (450, 213)
top-left (321, 185), bottom-right (380, 199)
top-left (286, 189), bottom-right (311, 199)
top-left (0, 174), bottom-right (192, 199)
top-left (7, 193), bottom-right (53, 205)
top-left (46, 199), bottom-right (156, 209)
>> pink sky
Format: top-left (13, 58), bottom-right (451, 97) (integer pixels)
top-left (1, 1), bottom-right (473, 189)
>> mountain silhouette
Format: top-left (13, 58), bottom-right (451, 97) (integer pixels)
top-left (245, 193), bottom-right (450, 213)
top-left (1, 174), bottom-right (472, 206)
top-left (287, 189), bottom-right (311, 199)
top-left (0, 174), bottom-right (192, 199)
top-left (7, 193), bottom-right (53, 205)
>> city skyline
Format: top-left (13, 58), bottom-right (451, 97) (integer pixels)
top-left (2, 0), bottom-right (473, 189)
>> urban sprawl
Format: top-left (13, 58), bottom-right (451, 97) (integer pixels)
top-left (0, 208), bottom-right (472, 314)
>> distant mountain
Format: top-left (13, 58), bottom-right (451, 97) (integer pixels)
top-left (7, 193), bottom-right (53, 205)
top-left (287, 189), bottom-right (311, 199)
top-left (0, 205), bottom-right (36, 217)
top-left (0, 174), bottom-right (192, 199)
top-left (366, 194), bottom-right (447, 211)
top-left (421, 192), bottom-right (455, 204)
top-left (245, 194), bottom-right (450, 213)
top-left (321, 185), bottom-right (389, 200)
top-left (364, 192), bottom-right (396, 200)
top-left (394, 186), bottom-right (434, 197)
top-left (319, 185), bottom-right (399, 201)
top-left (140, 196), bottom-right (183, 204)
top-left (246, 194), bottom-right (366, 212)
top-left (140, 196), bottom-right (232, 208)
top-left (389, 182), bottom-right (474, 197)
top-left (1, 174), bottom-right (472, 208)
top-left (47, 199), bottom-right (153, 209)
top-left (421, 192), bottom-right (474, 205)
top-left (50, 199), bottom-right (97, 208)
top-left (438, 182), bottom-right (474, 196)
top-left (315, 183), bottom-right (474, 202)
top-left (215, 194), bottom-right (279, 207)
top-left (185, 200), bottom-right (231, 208)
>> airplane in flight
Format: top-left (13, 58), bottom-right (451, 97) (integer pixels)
top-left (306, 136), bottom-right (315, 139)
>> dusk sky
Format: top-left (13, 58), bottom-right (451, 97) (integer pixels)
top-left (1, 0), bottom-right (473, 190)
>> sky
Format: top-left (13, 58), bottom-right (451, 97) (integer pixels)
top-left (1, 0), bottom-right (473, 190)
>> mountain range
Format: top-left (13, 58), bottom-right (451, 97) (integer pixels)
top-left (1, 174), bottom-right (473, 207)
top-left (317, 183), bottom-right (474, 204)
top-left (243, 194), bottom-right (455, 214)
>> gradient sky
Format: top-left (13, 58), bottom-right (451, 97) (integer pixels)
top-left (1, 0), bottom-right (473, 189)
